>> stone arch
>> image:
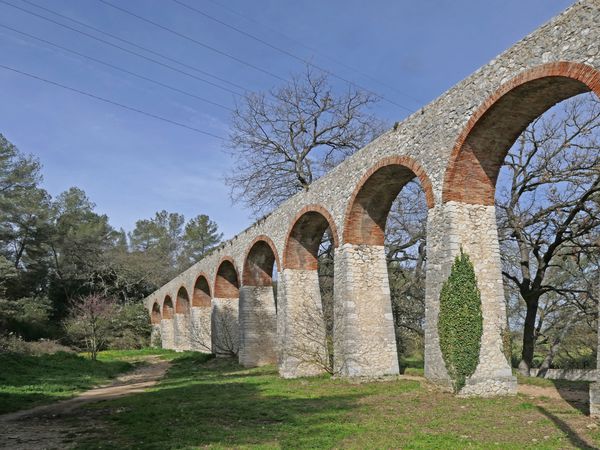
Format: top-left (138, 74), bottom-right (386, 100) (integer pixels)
top-left (243, 235), bottom-right (280, 286)
top-left (443, 62), bottom-right (600, 205)
top-left (283, 205), bottom-right (339, 270)
top-left (343, 156), bottom-right (434, 245)
top-left (176, 286), bottom-right (190, 314)
top-left (214, 257), bottom-right (240, 298)
top-left (193, 273), bottom-right (211, 307)
top-left (162, 295), bottom-right (174, 319)
top-left (151, 302), bottom-right (161, 324)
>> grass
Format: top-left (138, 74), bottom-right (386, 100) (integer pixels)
top-left (516, 372), bottom-right (591, 391)
top-left (0, 348), bottom-right (181, 414)
top-left (69, 354), bottom-right (600, 449)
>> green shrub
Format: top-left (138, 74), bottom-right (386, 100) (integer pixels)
top-left (438, 249), bottom-right (483, 393)
top-left (108, 302), bottom-right (152, 349)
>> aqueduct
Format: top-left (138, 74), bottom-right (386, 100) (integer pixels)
top-left (146, 0), bottom-right (600, 406)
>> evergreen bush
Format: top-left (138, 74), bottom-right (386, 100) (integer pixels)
top-left (438, 249), bottom-right (483, 393)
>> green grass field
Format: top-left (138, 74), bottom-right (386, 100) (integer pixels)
top-left (3, 350), bottom-right (599, 448)
top-left (72, 353), bottom-right (599, 449)
top-left (0, 348), bottom-right (182, 414)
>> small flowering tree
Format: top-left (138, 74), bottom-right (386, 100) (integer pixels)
top-left (64, 294), bottom-right (116, 360)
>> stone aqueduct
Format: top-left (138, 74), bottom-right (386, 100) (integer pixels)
top-left (146, 0), bottom-right (600, 401)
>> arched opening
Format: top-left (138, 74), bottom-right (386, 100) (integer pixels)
top-left (193, 274), bottom-right (211, 307)
top-left (443, 62), bottom-right (600, 204)
top-left (344, 157), bottom-right (434, 245)
top-left (151, 302), bottom-right (161, 324)
top-left (190, 274), bottom-right (212, 353)
top-left (160, 296), bottom-right (175, 349)
top-left (343, 157), bottom-right (433, 374)
top-left (442, 63), bottom-right (600, 384)
top-left (243, 238), bottom-right (279, 287)
top-left (280, 206), bottom-right (338, 376)
top-left (162, 296), bottom-right (174, 319)
top-left (214, 259), bottom-right (240, 298)
top-left (240, 236), bottom-right (280, 367)
top-left (176, 287), bottom-right (190, 314)
top-left (212, 258), bottom-right (240, 356)
top-left (283, 206), bottom-right (338, 271)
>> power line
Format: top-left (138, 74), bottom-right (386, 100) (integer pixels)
top-left (174, 0), bottom-right (417, 111)
top-left (0, 23), bottom-right (234, 112)
top-left (0, 63), bottom-right (225, 139)
top-left (98, 0), bottom-right (288, 83)
top-left (0, 0), bottom-right (244, 97)
top-left (21, 0), bottom-right (248, 93)
top-left (206, 0), bottom-right (424, 106)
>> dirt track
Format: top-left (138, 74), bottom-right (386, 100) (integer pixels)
top-left (0, 356), bottom-right (170, 450)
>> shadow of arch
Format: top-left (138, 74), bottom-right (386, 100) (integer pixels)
top-left (151, 302), bottom-right (161, 324)
top-left (176, 287), bottom-right (191, 315)
top-left (162, 296), bottom-right (174, 320)
top-left (283, 205), bottom-right (339, 270)
top-left (193, 274), bottom-right (211, 307)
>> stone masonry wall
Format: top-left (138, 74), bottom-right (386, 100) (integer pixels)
top-left (145, 0), bottom-right (600, 394)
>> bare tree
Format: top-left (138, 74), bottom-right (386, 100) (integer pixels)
top-left (64, 294), bottom-right (116, 360)
top-left (211, 302), bottom-right (239, 357)
top-left (496, 92), bottom-right (600, 373)
top-left (187, 310), bottom-right (212, 353)
top-left (385, 180), bottom-right (428, 359)
top-left (226, 65), bottom-right (386, 215)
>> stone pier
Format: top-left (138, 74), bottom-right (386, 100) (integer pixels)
top-left (333, 243), bottom-right (399, 377)
top-left (277, 269), bottom-right (327, 378)
top-left (211, 298), bottom-right (239, 356)
top-left (239, 285), bottom-right (277, 367)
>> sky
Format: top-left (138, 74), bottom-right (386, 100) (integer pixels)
top-left (0, 0), bottom-right (576, 239)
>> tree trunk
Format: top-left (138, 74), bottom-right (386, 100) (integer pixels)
top-left (519, 298), bottom-right (538, 374)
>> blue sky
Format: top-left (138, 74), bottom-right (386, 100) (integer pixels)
top-left (0, 0), bottom-right (575, 238)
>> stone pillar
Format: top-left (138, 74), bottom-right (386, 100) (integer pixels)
top-left (160, 319), bottom-right (175, 350)
top-left (277, 269), bottom-right (327, 378)
top-left (239, 285), bottom-right (277, 367)
top-left (590, 299), bottom-right (600, 416)
top-left (190, 306), bottom-right (212, 353)
top-left (426, 201), bottom-right (516, 396)
top-left (424, 205), bottom-right (453, 388)
top-left (174, 313), bottom-right (191, 351)
top-left (150, 323), bottom-right (161, 348)
top-left (333, 244), bottom-right (399, 377)
top-left (211, 298), bottom-right (239, 357)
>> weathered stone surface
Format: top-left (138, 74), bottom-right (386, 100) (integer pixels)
top-left (173, 313), bottom-right (191, 351)
top-left (211, 298), bottom-right (239, 356)
top-left (277, 269), bottom-right (327, 378)
top-left (160, 319), bottom-right (175, 350)
top-left (333, 244), bottom-right (399, 377)
top-left (145, 0), bottom-right (600, 396)
top-left (189, 306), bottom-right (211, 352)
top-left (239, 286), bottom-right (277, 367)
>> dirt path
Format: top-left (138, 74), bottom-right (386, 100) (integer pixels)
top-left (518, 382), bottom-right (590, 405)
top-left (0, 356), bottom-right (170, 450)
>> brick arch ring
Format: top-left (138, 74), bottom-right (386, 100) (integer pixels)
top-left (342, 155), bottom-right (435, 245)
top-left (443, 61), bottom-right (600, 205)
top-left (194, 271), bottom-right (212, 295)
top-left (282, 204), bottom-right (339, 270)
top-left (213, 255), bottom-right (241, 298)
top-left (242, 234), bottom-right (282, 286)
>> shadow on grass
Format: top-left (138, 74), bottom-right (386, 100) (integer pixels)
top-left (77, 354), bottom-right (369, 449)
top-left (550, 380), bottom-right (590, 416)
top-left (537, 405), bottom-right (595, 449)
top-left (0, 352), bottom-right (131, 415)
